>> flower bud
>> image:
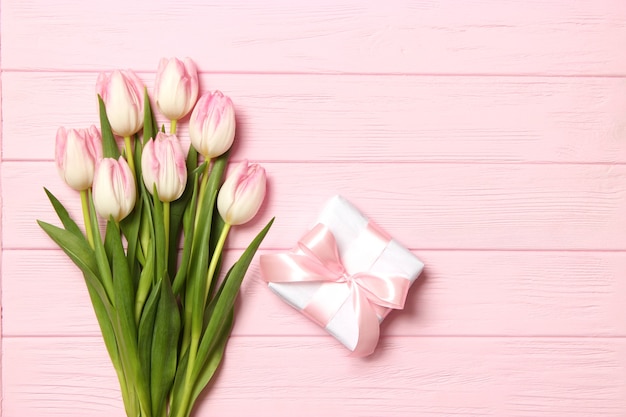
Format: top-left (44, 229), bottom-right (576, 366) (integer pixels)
top-left (217, 160), bottom-right (266, 225)
top-left (189, 91), bottom-right (235, 159)
top-left (55, 125), bottom-right (102, 191)
top-left (154, 57), bottom-right (199, 121)
top-left (141, 132), bottom-right (187, 202)
top-left (92, 157), bottom-right (136, 222)
top-left (96, 69), bottom-right (145, 137)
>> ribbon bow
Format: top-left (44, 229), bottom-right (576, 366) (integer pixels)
top-left (260, 223), bottom-right (410, 356)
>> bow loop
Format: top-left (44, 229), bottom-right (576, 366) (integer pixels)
top-left (350, 273), bottom-right (410, 310)
top-left (297, 223), bottom-right (345, 276)
top-left (261, 223), bottom-right (410, 356)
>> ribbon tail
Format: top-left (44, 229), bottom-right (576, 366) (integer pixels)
top-left (350, 288), bottom-right (381, 357)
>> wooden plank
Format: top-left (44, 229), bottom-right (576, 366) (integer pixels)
top-left (0, 39), bottom-right (4, 409)
top-left (4, 249), bottom-right (626, 337)
top-left (2, 0), bottom-right (626, 75)
top-left (4, 336), bottom-right (626, 416)
top-left (7, 161), bottom-right (626, 250)
top-left (3, 72), bottom-right (626, 163)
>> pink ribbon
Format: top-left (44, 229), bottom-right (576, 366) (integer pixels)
top-left (260, 223), bottom-right (410, 356)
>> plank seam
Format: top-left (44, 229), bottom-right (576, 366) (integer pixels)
top-left (3, 68), bottom-right (626, 79)
top-left (6, 159), bottom-right (626, 166)
top-left (4, 334), bottom-right (626, 340)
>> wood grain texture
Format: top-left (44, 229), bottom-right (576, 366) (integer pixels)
top-left (0, 26), bottom-right (4, 412)
top-left (3, 72), bottom-right (626, 163)
top-left (4, 249), bottom-right (626, 338)
top-left (2, 0), bottom-right (626, 75)
top-left (3, 0), bottom-right (626, 415)
top-left (4, 336), bottom-right (626, 417)
top-left (7, 162), bottom-right (626, 251)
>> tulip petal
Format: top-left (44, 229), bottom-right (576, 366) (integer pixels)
top-left (217, 160), bottom-right (266, 226)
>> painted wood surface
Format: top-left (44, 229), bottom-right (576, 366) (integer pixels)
top-left (6, 162), bottom-right (626, 250)
top-left (4, 337), bottom-right (626, 417)
top-left (2, 0), bottom-right (626, 416)
top-left (4, 249), bottom-right (626, 337)
top-left (3, 0), bottom-right (626, 75)
top-left (4, 73), bottom-right (626, 163)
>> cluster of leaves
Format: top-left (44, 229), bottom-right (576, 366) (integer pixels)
top-left (38, 91), bottom-right (273, 417)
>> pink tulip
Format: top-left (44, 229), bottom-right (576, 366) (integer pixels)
top-left (92, 157), bottom-right (136, 222)
top-left (141, 132), bottom-right (187, 202)
top-left (217, 160), bottom-right (266, 225)
top-left (55, 126), bottom-right (102, 191)
top-left (154, 57), bottom-right (199, 121)
top-left (189, 91), bottom-right (236, 159)
top-left (96, 70), bottom-right (145, 137)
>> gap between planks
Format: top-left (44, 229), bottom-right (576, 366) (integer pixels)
top-left (3, 69), bottom-right (626, 79)
top-left (4, 334), bottom-right (626, 340)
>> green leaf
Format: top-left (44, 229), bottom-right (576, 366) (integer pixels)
top-left (105, 220), bottom-right (151, 416)
top-left (172, 167), bottom-right (200, 296)
top-left (43, 188), bottom-right (83, 238)
top-left (133, 133), bottom-right (143, 181)
top-left (205, 152), bottom-right (229, 209)
top-left (168, 146), bottom-right (198, 279)
top-left (142, 88), bottom-right (157, 145)
top-left (188, 308), bottom-right (233, 415)
top-left (37, 219), bottom-right (133, 411)
top-left (135, 207), bottom-right (157, 405)
top-left (87, 190), bottom-right (114, 300)
top-left (98, 94), bottom-right (120, 159)
top-left (106, 219), bottom-right (135, 331)
top-left (121, 132), bottom-right (147, 278)
top-left (191, 160), bottom-right (207, 177)
top-left (106, 220), bottom-right (137, 339)
top-left (138, 180), bottom-right (156, 269)
top-left (135, 236), bottom-right (155, 323)
top-left (137, 276), bottom-right (162, 396)
top-left (181, 189), bottom-right (217, 358)
top-left (37, 220), bottom-right (105, 303)
top-left (193, 218), bottom-right (274, 381)
top-left (152, 186), bottom-right (166, 279)
top-left (169, 347), bottom-right (190, 416)
top-left (83, 278), bottom-right (132, 412)
top-left (120, 196), bottom-right (143, 280)
top-left (150, 272), bottom-right (181, 417)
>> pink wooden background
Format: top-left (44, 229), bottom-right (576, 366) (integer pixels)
top-left (2, 0), bottom-right (626, 415)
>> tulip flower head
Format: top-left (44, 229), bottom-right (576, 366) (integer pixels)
top-left (141, 132), bottom-right (187, 202)
top-left (55, 125), bottom-right (102, 191)
top-left (96, 69), bottom-right (145, 137)
top-left (217, 160), bottom-right (266, 226)
top-left (92, 157), bottom-right (137, 222)
top-left (189, 91), bottom-right (236, 159)
top-left (154, 57), bottom-right (199, 121)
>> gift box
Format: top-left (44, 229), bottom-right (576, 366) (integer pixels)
top-left (260, 196), bottom-right (424, 356)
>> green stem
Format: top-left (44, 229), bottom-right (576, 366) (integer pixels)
top-left (176, 162), bottom-right (218, 417)
top-left (87, 189), bottom-right (115, 299)
top-left (80, 189), bottom-right (94, 248)
top-left (123, 136), bottom-right (136, 177)
top-left (178, 340), bottom-right (198, 417)
top-left (204, 223), bottom-right (231, 306)
top-left (198, 162), bottom-right (211, 205)
top-left (170, 119), bottom-right (178, 134)
top-left (176, 223), bottom-right (231, 417)
top-left (164, 201), bottom-right (170, 270)
top-left (139, 204), bottom-right (151, 265)
top-left (194, 162), bottom-right (211, 229)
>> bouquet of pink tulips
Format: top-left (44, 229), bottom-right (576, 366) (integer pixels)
top-left (38, 58), bottom-right (273, 417)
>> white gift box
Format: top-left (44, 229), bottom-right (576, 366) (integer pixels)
top-left (263, 196), bottom-right (424, 354)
